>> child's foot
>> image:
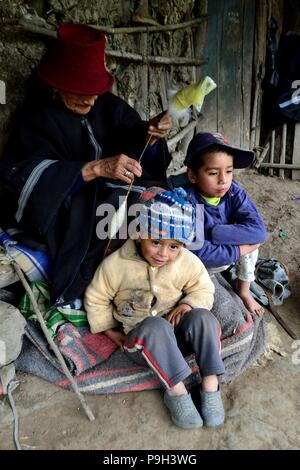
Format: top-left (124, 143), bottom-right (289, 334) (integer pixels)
top-left (239, 292), bottom-right (265, 316)
top-left (199, 388), bottom-right (225, 427)
top-left (164, 391), bottom-right (203, 429)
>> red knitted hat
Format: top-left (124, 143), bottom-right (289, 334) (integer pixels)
top-left (38, 24), bottom-right (114, 95)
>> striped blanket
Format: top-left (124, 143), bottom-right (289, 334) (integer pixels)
top-left (15, 274), bottom-right (266, 393)
top-left (16, 320), bottom-right (201, 394)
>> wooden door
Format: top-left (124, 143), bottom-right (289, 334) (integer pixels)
top-left (199, 0), bottom-right (256, 148)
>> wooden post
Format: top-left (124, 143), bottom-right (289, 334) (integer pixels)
top-left (279, 123), bottom-right (287, 179)
top-left (250, 81), bottom-right (260, 150)
top-left (269, 129), bottom-right (276, 176)
top-left (292, 123), bottom-right (300, 180)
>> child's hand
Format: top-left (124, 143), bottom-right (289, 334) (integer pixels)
top-left (104, 328), bottom-right (125, 352)
top-left (239, 243), bottom-right (261, 257)
top-left (166, 304), bottom-right (192, 327)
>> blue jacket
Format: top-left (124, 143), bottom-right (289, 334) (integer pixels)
top-left (187, 180), bottom-right (267, 268)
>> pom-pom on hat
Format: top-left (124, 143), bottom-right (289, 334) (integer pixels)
top-left (138, 187), bottom-right (195, 245)
top-left (184, 132), bottom-right (255, 169)
top-left (38, 24), bottom-right (114, 95)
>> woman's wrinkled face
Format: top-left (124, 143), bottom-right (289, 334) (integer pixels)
top-left (58, 91), bottom-right (98, 115)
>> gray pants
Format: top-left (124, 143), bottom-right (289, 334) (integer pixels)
top-left (124, 309), bottom-right (225, 390)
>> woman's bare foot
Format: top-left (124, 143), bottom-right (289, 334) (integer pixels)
top-left (239, 292), bottom-right (265, 316)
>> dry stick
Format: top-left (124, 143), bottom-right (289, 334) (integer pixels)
top-left (11, 261), bottom-right (95, 422)
top-left (91, 17), bottom-right (209, 34)
top-left (15, 16), bottom-right (209, 36)
top-left (260, 163), bottom-right (300, 170)
top-left (14, 21), bottom-right (208, 66)
top-left (16, 20), bottom-right (57, 37)
top-left (254, 128), bottom-right (273, 168)
top-left (107, 49), bottom-right (208, 65)
top-left (167, 120), bottom-right (198, 150)
top-left (254, 142), bottom-right (270, 169)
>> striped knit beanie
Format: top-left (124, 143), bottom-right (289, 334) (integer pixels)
top-left (138, 186), bottom-right (195, 245)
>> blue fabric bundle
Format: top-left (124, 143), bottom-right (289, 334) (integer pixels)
top-left (0, 228), bottom-right (51, 282)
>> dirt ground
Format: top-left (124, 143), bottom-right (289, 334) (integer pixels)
top-left (1, 170), bottom-right (300, 451)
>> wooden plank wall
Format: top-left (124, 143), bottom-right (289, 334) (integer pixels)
top-left (199, 0), bottom-right (256, 148)
top-left (196, 0), bottom-right (218, 133)
top-left (251, 0), bottom-right (268, 150)
top-left (241, 0), bottom-right (256, 148)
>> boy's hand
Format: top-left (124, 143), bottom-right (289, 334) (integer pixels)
top-left (103, 328), bottom-right (125, 352)
top-left (239, 243), bottom-right (261, 257)
top-left (166, 303), bottom-right (192, 327)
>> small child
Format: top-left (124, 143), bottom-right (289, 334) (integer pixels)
top-left (85, 187), bottom-right (225, 429)
top-left (185, 132), bottom-right (267, 316)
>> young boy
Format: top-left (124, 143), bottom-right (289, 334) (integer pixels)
top-left (185, 132), bottom-right (267, 316)
top-left (84, 187), bottom-right (225, 429)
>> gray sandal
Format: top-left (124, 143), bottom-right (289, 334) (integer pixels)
top-left (200, 389), bottom-right (225, 427)
top-left (164, 391), bottom-right (203, 429)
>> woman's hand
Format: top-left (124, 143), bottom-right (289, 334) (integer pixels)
top-left (103, 328), bottom-right (125, 352)
top-left (82, 154), bottom-right (142, 183)
top-left (165, 303), bottom-right (192, 327)
top-left (148, 112), bottom-right (172, 146)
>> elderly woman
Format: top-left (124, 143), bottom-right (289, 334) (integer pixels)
top-left (0, 24), bottom-right (172, 306)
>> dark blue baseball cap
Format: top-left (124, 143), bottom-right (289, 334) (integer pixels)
top-left (184, 132), bottom-right (255, 169)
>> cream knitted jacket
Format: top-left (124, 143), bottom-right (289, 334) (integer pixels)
top-left (84, 239), bottom-right (215, 334)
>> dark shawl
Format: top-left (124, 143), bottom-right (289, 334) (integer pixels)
top-left (0, 90), bottom-right (171, 304)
